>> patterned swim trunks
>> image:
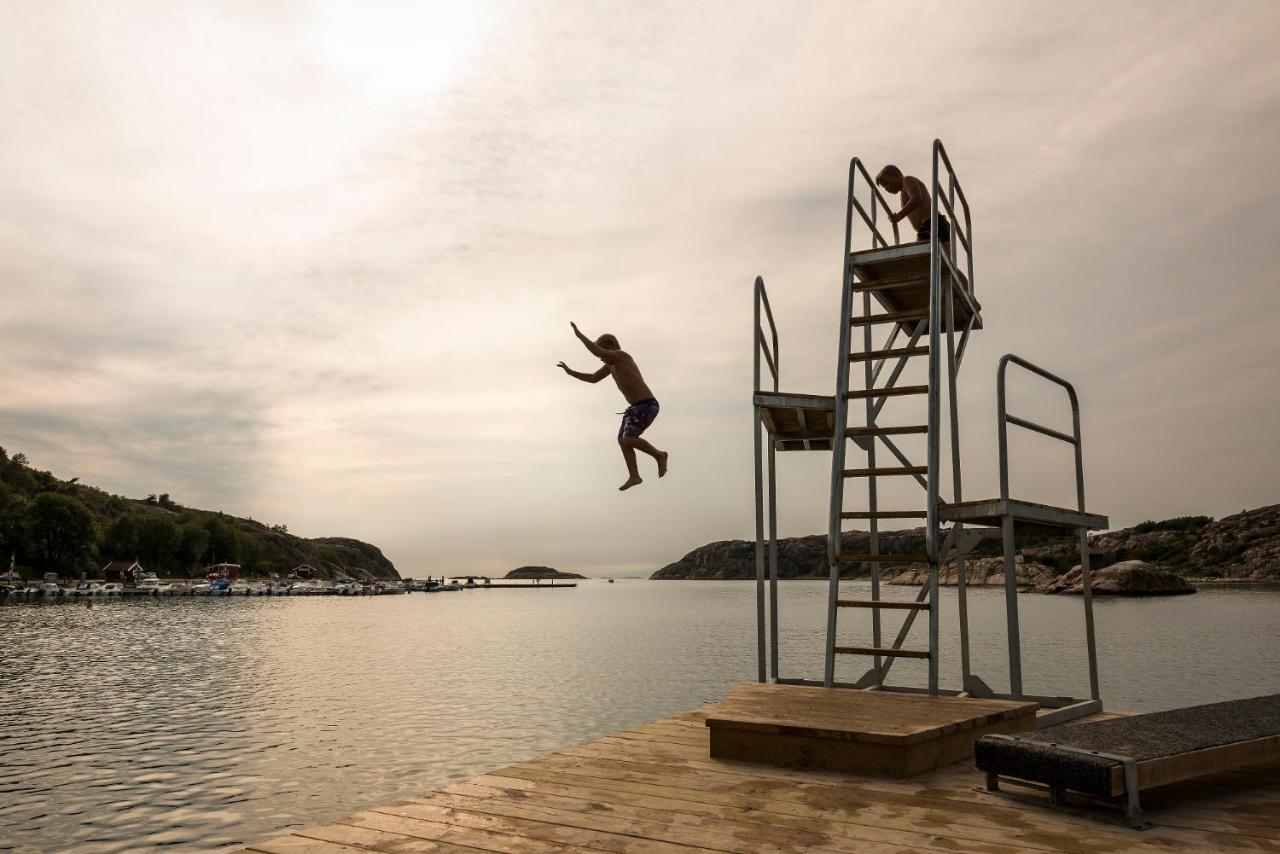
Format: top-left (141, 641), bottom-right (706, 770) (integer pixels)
top-left (618, 398), bottom-right (660, 438)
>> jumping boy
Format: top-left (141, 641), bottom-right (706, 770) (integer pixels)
top-left (875, 164), bottom-right (950, 247)
top-left (557, 322), bottom-right (668, 491)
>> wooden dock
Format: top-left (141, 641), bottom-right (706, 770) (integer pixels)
top-left (243, 695), bottom-right (1280, 853)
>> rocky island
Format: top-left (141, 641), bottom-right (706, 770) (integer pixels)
top-left (650, 503), bottom-right (1280, 592)
top-left (503, 565), bottom-right (586, 580)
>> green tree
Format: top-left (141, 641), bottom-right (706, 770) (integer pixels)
top-left (203, 516), bottom-right (241, 565)
top-left (102, 514), bottom-right (143, 560)
top-left (135, 514), bottom-right (180, 572)
top-left (0, 486), bottom-right (27, 562)
top-left (24, 492), bottom-right (95, 571)
top-left (176, 522), bottom-right (210, 575)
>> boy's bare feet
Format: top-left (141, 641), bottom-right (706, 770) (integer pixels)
top-left (656, 451), bottom-right (669, 477)
top-left (619, 475), bottom-right (643, 491)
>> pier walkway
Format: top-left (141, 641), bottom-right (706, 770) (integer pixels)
top-left (242, 700), bottom-right (1280, 853)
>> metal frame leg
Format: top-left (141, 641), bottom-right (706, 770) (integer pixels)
top-left (768, 444), bottom-right (779, 681)
top-left (1079, 526), bottom-right (1100, 700)
top-left (1002, 515), bottom-right (1023, 697)
top-left (754, 411), bottom-right (766, 683)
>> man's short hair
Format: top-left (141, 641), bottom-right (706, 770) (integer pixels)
top-left (596, 333), bottom-right (620, 350)
top-left (876, 164), bottom-right (902, 185)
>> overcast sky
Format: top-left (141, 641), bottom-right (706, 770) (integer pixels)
top-left (2, 1), bottom-right (1278, 576)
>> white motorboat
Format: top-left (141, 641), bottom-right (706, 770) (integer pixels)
top-left (229, 580), bottom-right (250, 595)
top-left (71, 581), bottom-right (104, 597)
top-left (38, 581), bottom-right (64, 598)
top-left (100, 582), bottom-right (123, 596)
top-left (246, 581), bottom-right (268, 596)
top-left (189, 581), bottom-right (212, 595)
top-left (134, 572), bottom-right (164, 595)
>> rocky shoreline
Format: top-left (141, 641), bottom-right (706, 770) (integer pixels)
top-left (650, 503), bottom-right (1280, 593)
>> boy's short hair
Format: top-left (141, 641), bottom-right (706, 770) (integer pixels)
top-left (875, 164), bottom-right (902, 186)
top-left (596, 333), bottom-right (620, 350)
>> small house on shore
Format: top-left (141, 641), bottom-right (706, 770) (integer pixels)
top-left (102, 560), bottom-right (144, 583)
top-left (289, 564), bottom-right (319, 579)
top-left (205, 562), bottom-right (241, 580)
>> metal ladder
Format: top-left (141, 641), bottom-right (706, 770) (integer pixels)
top-left (822, 142), bottom-right (980, 694)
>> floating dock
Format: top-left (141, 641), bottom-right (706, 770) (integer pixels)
top-left (241, 687), bottom-right (1280, 853)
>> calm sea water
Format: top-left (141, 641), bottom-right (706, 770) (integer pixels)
top-left (2, 580), bottom-right (1279, 852)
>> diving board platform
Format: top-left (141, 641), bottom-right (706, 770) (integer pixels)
top-left (849, 239), bottom-right (981, 332)
top-left (752, 391), bottom-right (835, 451)
top-left (706, 682), bottom-right (1036, 777)
top-left (976, 693), bottom-right (1280, 828)
top-left (941, 498), bottom-right (1108, 535)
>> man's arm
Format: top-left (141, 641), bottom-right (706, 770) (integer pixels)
top-left (570, 321), bottom-right (621, 363)
top-left (891, 177), bottom-right (929, 224)
top-left (557, 362), bottom-right (610, 383)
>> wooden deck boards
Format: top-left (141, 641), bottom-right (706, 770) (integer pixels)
top-left (244, 702), bottom-right (1280, 853)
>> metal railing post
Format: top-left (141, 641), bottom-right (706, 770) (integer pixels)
top-left (824, 160), bottom-right (859, 687)
top-left (753, 277), bottom-right (767, 683)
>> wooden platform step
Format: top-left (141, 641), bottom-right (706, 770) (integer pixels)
top-left (852, 276), bottom-right (927, 294)
top-left (836, 553), bottom-right (930, 563)
top-left (841, 510), bottom-right (927, 520)
top-left (850, 310), bottom-right (928, 328)
top-left (837, 599), bottom-right (930, 610)
top-left (834, 645), bottom-right (930, 659)
top-left (845, 425), bottom-right (927, 438)
top-left (849, 345), bottom-right (928, 362)
top-left (843, 465), bottom-right (927, 478)
top-left (845, 384), bottom-right (927, 400)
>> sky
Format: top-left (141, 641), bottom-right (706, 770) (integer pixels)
top-left (2, 1), bottom-right (1278, 577)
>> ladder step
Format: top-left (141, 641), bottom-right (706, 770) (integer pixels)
top-left (843, 466), bottom-right (927, 478)
top-left (836, 553), bottom-right (930, 563)
top-left (833, 645), bottom-right (930, 659)
top-left (849, 346), bottom-right (929, 363)
top-left (852, 277), bottom-right (926, 294)
top-left (837, 599), bottom-right (930, 610)
top-left (841, 510), bottom-right (928, 520)
top-left (850, 311), bottom-right (928, 328)
top-left (845, 425), bottom-right (928, 438)
top-left (845, 385), bottom-right (927, 400)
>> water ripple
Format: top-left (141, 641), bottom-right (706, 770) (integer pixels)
top-left (2, 582), bottom-right (1279, 851)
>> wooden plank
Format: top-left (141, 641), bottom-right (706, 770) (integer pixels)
top-left (450, 774), bottom-right (1044, 854)
top-left (837, 599), bottom-right (930, 610)
top-left (245, 837), bottom-right (367, 854)
top-left (382, 795), bottom-right (727, 853)
top-left (290, 821), bottom-right (477, 852)
top-left (1136, 732), bottom-right (1280, 794)
top-left (342, 809), bottom-right (601, 853)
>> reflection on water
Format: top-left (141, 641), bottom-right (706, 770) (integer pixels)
top-left (2, 580), bottom-right (1278, 851)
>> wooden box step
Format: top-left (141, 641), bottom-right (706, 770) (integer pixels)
top-left (841, 510), bottom-right (927, 520)
top-left (845, 385), bottom-right (927, 400)
top-left (705, 682), bottom-right (1037, 778)
top-left (843, 466), bottom-right (927, 478)
top-left (849, 345), bottom-right (928, 363)
top-left (837, 599), bottom-right (930, 610)
top-left (845, 425), bottom-right (927, 438)
top-left (837, 553), bottom-right (930, 563)
top-left (834, 645), bottom-right (930, 659)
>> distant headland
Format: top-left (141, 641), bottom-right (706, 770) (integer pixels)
top-left (0, 447), bottom-right (398, 581)
top-left (503, 566), bottom-right (586, 580)
top-left (650, 503), bottom-right (1280, 587)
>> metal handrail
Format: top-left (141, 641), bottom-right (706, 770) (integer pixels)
top-left (995, 353), bottom-right (1098, 702)
top-left (996, 354), bottom-right (1085, 512)
top-left (849, 157), bottom-right (901, 250)
top-left (754, 276), bottom-right (779, 393)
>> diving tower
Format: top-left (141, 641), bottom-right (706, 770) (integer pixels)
top-left (751, 140), bottom-right (1105, 726)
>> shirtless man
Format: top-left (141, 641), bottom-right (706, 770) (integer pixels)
top-left (875, 164), bottom-right (950, 247)
top-left (558, 322), bottom-right (669, 491)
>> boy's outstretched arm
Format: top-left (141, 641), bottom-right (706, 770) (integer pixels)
top-left (557, 362), bottom-right (610, 383)
top-left (570, 321), bottom-right (620, 362)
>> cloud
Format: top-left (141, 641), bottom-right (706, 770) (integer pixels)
top-left (2, 1), bottom-right (1278, 575)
